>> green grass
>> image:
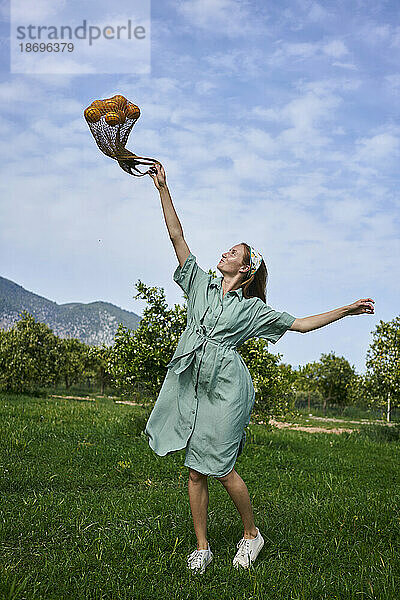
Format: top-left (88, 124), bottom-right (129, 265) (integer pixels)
top-left (1, 393), bottom-right (399, 600)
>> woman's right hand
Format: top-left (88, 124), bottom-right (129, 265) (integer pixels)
top-left (149, 163), bottom-right (166, 190)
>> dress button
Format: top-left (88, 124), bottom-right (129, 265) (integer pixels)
top-left (192, 410), bottom-right (195, 414)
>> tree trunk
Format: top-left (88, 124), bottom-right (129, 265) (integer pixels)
top-left (307, 391), bottom-right (311, 412)
top-left (387, 391), bottom-right (391, 423)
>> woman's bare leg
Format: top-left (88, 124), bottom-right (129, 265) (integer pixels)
top-left (216, 469), bottom-right (258, 538)
top-left (188, 468), bottom-right (209, 549)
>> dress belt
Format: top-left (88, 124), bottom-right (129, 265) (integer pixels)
top-left (166, 322), bottom-right (237, 378)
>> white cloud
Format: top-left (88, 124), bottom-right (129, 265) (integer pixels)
top-left (278, 172), bottom-right (330, 208)
top-left (252, 106), bottom-right (281, 122)
top-left (281, 91), bottom-right (340, 129)
top-left (332, 61), bottom-right (357, 70)
top-left (11, 0), bottom-right (67, 21)
top-left (323, 40), bottom-right (348, 58)
top-left (391, 26), bottom-right (400, 48)
top-left (278, 2), bottom-right (332, 29)
top-left (253, 87), bottom-right (341, 138)
top-left (195, 80), bottom-right (218, 95)
top-left (269, 38), bottom-right (354, 69)
top-left (205, 48), bottom-right (264, 76)
top-left (355, 132), bottom-right (400, 164)
top-left (268, 41), bottom-right (319, 65)
top-left (176, 0), bottom-right (264, 37)
top-left (385, 74), bottom-right (400, 88)
top-left (14, 56), bottom-right (98, 75)
top-left (307, 2), bottom-right (331, 22)
top-left (300, 78), bottom-right (362, 94)
top-left (359, 23), bottom-right (391, 44)
top-left (355, 20), bottom-right (400, 49)
top-left (0, 76), bottom-right (77, 112)
top-left (251, 88), bottom-right (342, 159)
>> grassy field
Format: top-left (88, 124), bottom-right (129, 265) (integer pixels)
top-left (0, 393), bottom-right (399, 600)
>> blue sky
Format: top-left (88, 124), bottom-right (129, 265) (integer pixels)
top-left (0, 0), bottom-right (399, 373)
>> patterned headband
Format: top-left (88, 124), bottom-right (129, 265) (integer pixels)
top-left (248, 246), bottom-right (263, 278)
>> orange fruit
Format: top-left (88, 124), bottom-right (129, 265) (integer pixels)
top-left (112, 95), bottom-right (128, 109)
top-left (90, 99), bottom-right (106, 109)
top-left (90, 100), bottom-right (109, 115)
top-left (125, 103), bottom-right (140, 119)
top-left (104, 100), bottom-right (119, 112)
top-left (105, 111), bottom-right (121, 126)
top-left (84, 107), bottom-right (102, 123)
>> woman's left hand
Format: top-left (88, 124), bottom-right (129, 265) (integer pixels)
top-left (346, 298), bottom-right (375, 316)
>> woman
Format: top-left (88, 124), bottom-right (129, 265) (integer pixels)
top-left (144, 163), bottom-right (375, 574)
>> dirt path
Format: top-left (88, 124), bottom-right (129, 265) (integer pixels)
top-left (50, 394), bottom-right (95, 401)
top-left (305, 415), bottom-right (393, 426)
top-left (50, 394), bottom-right (120, 402)
top-left (268, 418), bottom-right (355, 434)
top-left (114, 400), bottom-right (141, 406)
top-left (253, 415), bottom-right (395, 434)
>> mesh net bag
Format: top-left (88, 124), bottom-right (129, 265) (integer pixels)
top-left (84, 95), bottom-right (159, 176)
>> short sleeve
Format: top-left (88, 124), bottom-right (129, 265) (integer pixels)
top-left (251, 303), bottom-right (296, 344)
top-left (173, 252), bottom-right (209, 297)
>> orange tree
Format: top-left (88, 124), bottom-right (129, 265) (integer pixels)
top-left (58, 337), bottom-right (89, 390)
top-left (86, 344), bottom-right (114, 394)
top-left (294, 361), bottom-right (323, 408)
top-left (365, 317), bottom-right (400, 417)
top-left (0, 311), bottom-right (62, 393)
top-left (238, 339), bottom-right (296, 416)
top-left (314, 352), bottom-right (357, 413)
top-left (108, 281), bottom-right (187, 400)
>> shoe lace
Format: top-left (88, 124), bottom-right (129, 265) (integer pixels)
top-left (188, 549), bottom-right (207, 569)
top-left (236, 537), bottom-right (251, 558)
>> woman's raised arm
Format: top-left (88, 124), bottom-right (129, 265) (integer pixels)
top-left (149, 163), bottom-right (190, 267)
top-left (289, 298), bottom-right (375, 333)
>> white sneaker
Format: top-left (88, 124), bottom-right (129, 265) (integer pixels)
top-left (187, 543), bottom-right (213, 574)
top-left (232, 527), bottom-right (264, 569)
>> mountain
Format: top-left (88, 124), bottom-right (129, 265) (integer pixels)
top-left (0, 276), bottom-right (141, 346)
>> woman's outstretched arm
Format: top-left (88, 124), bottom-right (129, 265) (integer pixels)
top-left (149, 163), bottom-right (190, 267)
top-left (289, 298), bottom-right (375, 333)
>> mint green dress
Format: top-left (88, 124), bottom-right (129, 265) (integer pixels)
top-left (144, 252), bottom-right (296, 478)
